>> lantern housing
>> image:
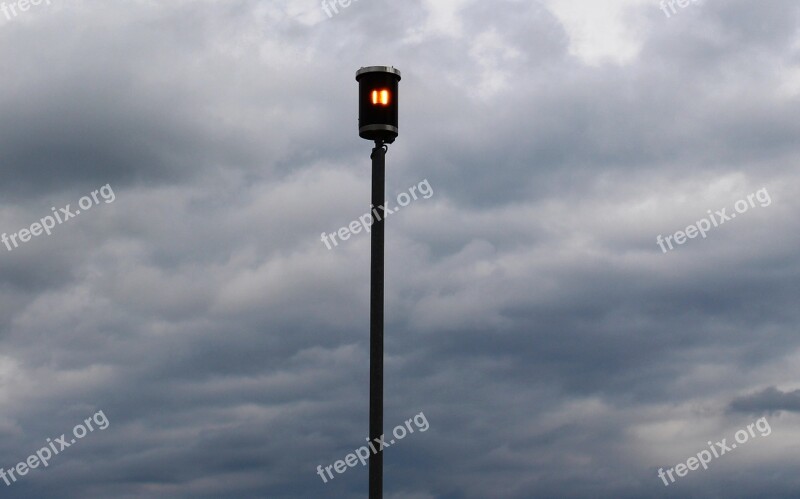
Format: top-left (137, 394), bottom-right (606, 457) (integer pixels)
top-left (356, 66), bottom-right (401, 143)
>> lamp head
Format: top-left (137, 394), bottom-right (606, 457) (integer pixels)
top-left (356, 66), bottom-right (401, 143)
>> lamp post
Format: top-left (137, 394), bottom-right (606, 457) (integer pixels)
top-left (355, 65), bottom-right (401, 499)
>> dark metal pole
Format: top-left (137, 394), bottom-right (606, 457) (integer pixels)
top-left (369, 140), bottom-right (386, 499)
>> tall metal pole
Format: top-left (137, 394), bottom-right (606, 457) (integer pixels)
top-left (369, 140), bottom-right (386, 499)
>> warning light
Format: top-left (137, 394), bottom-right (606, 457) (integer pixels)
top-left (372, 89), bottom-right (390, 106)
top-left (356, 66), bottom-right (401, 143)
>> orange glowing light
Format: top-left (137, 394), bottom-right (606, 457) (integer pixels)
top-left (371, 89), bottom-right (390, 106)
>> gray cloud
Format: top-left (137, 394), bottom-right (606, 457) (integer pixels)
top-left (729, 387), bottom-right (800, 415)
top-left (0, 0), bottom-right (799, 498)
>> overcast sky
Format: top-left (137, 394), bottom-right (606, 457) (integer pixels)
top-left (1, 0), bottom-right (799, 497)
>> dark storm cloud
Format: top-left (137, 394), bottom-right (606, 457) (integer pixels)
top-left (396, 0), bottom-right (800, 207)
top-left (0, 0), bottom-right (799, 498)
top-left (729, 387), bottom-right (800, 415)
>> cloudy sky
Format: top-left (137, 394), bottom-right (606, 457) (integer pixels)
top-left (0, 0), bottom-right (799, 497)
